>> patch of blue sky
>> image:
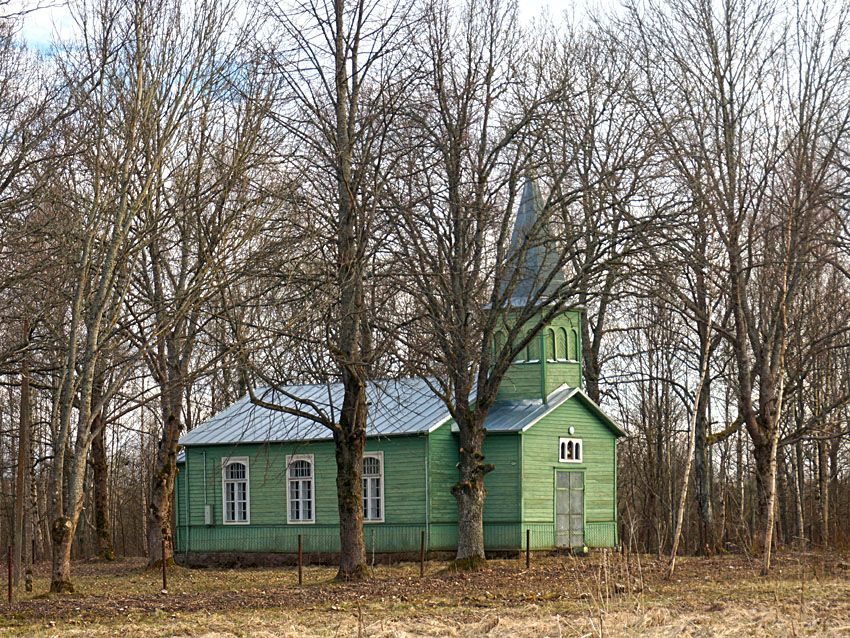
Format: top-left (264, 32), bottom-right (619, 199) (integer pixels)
top-left (15, 1), bottom-right (75, 51)
top-left (17, 0), bottom-right (602, 50)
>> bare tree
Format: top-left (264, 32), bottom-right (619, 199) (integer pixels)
top-left (623, 0), bottom-right (850, 572)
top-left (45, 0), bottom-right (233, 591)
top-left (393, 0), bottom-right (651, 566)
top-left (234, 0), bottom-right (413, 580)
top-left (0, 11), bottom-right (78, 585)
top-left (546, 24), bottom-right (656, 406)
top-left (116, 0), bottom-right (277, 568)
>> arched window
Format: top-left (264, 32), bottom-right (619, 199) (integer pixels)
top-left (222, 458), bottom-right (249, 524)
top-left (363, 453), bottom-right (383, 522)
top-left (557, 327), bottom-right (569, 360)
top-left (559, 438), bottom-right (583, 463)
top-left (572, 328), bottom-right (580, 361)
top-left (287, 455), bottom-right (314, 523)
top-left (546, 329), bottom-right (556, 361)
top-left (527, 335), bottom-right (540, 362)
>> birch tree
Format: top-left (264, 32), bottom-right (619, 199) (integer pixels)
top-left (623, 0), bottom-right (850, 572)
top-left (46, 0), bottom-right (233, 591)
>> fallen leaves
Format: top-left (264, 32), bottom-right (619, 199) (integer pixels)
top-left (3, 551), bottom-right (849, 637)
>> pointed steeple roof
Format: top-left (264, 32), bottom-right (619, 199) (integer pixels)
top-left (500, 178), bottom-right (565, 307)
top-left (502, 178), bottom-right (564, 307)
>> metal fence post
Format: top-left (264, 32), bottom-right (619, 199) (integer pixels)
top-left (297, 534), bottom-right (303, 585)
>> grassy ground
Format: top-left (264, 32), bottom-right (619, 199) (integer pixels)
top-left (1, 550), bottom-right (849, 637)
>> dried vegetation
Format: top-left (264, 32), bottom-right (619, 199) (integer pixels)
top-left (1, 551), bottom-right (848, 637)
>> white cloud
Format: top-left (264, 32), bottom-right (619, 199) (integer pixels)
top-left (14, 0), bottom-right (601, 49)
top-left (14, 2), bottom-right (75, 48)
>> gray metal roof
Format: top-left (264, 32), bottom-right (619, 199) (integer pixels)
top-left (179, 377), bottom-right (451, 446)
top-left (476, 385), bottom-right (574, 432)
top-left (178, 377), bottom-right (603, 447)
top-left (499, 178), bottom-right (566, 307)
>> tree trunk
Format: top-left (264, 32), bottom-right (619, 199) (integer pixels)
top-left (50, 517), bottom-right (75, 593)
top-left (735, 427), bottom-right (744, 540)
top-left (91, 417), bottom-right (114, 560)
top-left (752, 434), bottom-right (780, 575)
top-left (668, 331), bottom-right (711, 577)
top-left (776, 453), bottom-right (789, 546)
top-left (693, 377), bottom-right (715, 555)
top-left (334, 412), bottom-right (367, 580)
top-left (794, 439), bottom-right (806, 549)
top-left (329, 0), bottom-right (370, 582)
top-left (690, 203), bottom-right (715, 556)
top-left (13, 342), bottom-right (32, 584)
top-left (147, 411), bottom-right (181, 567)
top-left (817, 438), bottom-right (829, 546)
top-left (452, 419), bottom-right (488, 568)
top-left (828, 437), bottom-right (840, 545)
top-left (581, 310), bottom-right (602, 404)
top-left (455, 479), bottom-right (486, 564)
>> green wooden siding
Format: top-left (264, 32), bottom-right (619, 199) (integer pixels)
top-left (427, 422), bottom-right (522, 550)
top-left (521, 396), bottom-right (618, 547)
top-left (544, 361), bottom-right (582, 395)
top-left (176, 394), bottom-right (619, 555)
top-left (498, 362), bottom-right (545, 402)
top-left (497, 309), bottom-right (583, 402)
top-left (176, 436), bottom-right (428, 554)
top-left (426, 420), bottom-right (457, 528)
top-left (481, 434), bottom-right (521, 524)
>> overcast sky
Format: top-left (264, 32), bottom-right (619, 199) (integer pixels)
top-left (17, 0), bottom-right (604, 48)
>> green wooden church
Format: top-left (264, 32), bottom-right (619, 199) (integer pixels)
top-left (174, 180), bottom-right (624, 561)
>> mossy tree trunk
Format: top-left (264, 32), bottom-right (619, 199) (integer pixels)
top-left (147, 361), bottom-right (185, 568)
top-left (91, 414), bottom-right (114, 561)
top-left (452, 417), bottom-right (491, 567)
top-left (50, 517), bottom-right (75, 593)
top-left (334, 395), bottom-right (367, 580)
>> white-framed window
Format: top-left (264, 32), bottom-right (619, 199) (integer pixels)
top-left (559, 438), bottom-right (583, 463)
top-left (222, 456), bottom-right (250, 524)
top-left (362, 452), bottom-right (384, 522)
top-left (287, 454), bottom-right (315, 523)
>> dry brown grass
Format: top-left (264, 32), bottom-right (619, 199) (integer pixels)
top-left (1, 551), bottom-right (848, 637)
